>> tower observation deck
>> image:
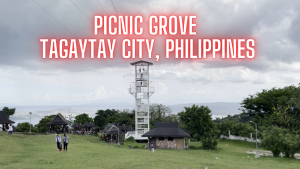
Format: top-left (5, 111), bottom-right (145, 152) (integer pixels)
top-left (126, 60), bottom-right (155, 141)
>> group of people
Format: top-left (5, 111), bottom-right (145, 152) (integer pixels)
top-left (55, 133), bottom-right (69, 152)
top-left (1, 124), bottom-right (13, 135)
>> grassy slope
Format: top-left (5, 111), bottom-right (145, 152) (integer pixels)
top-left (0, 132), bottom-right (299, 169)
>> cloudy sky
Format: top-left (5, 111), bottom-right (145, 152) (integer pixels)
top-left (1, 0), bottom-right (300, 109)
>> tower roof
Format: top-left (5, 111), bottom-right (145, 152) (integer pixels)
top-left (0, 111), bottom-right (15, 124)
top-left (130, 60), bottom-right (153, 66)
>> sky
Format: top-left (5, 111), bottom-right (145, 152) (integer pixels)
top-left (1, 0), bottom-right (300, 110)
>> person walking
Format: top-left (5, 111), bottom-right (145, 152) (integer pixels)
top-left (63, 133), bottom-right (69, 152)
top-left (65, 126), bottom-right (69, 134)
top-left (55, 133), bottom-right (62, 152)
top-left (150, 141), bottom-right (154, 152)
top-left (8, 124), bottom-right (13, 135)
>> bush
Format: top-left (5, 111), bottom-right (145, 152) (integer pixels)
top-left (133, 145), bottom-right (138, 149)
top-left (261, 126), bottom-right (300, 158)
top-left (202, 137), bottom-right (218, 150)
top-left (260, 127), bottom-right (283, 157)
top-left (126, 136), bottom-right (135, 142)
top-left (188, 145), bottom-right (199, 149)
top-left (201, 127), bottom-right (219, 150)
top-left (16, 122), bottom-right (37, 133)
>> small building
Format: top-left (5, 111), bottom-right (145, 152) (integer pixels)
top-left (100, 123), bottom-right (134, 144)
top-left (0, 111), bottom-right (15, 130)
top-left (142, 122), bottom-right (190, 150)
top-left (47, 113), bottom-right (69, 133)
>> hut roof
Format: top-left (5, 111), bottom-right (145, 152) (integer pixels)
top-left (81, 122), bottom-right (89, 127)
top-left (47, 113), bottom-right (68, 125)
top-left (72, 122), bottom-right (81, 128)
top-left (100, 123), bottom-right (121, 134)
top-left (92, 126), bottom-right (100, 130)
top-left (119, 124), bottom-right (134, 132)
top-left (107, 129), bottom-right (124, 135)
top-left (0, 111), bottom-right (15, 124)
top-left (88, 122), bottom-right (95, 127)
top-left (142, 122), bottom-right (190, 138)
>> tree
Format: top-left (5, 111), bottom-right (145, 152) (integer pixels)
top-left (66, 114), bottom-right (75, 126)
top-left (16, 122), bottom-right (37, 133)
top-left (94, 109), bottom-right (118, 127)
top-left (178, 104), bottom-right (217, 147)
top-left (271, 105), bottom-right (299, 129)
top-left (35, 114), bottom-right (56, 133)
top-left (241, 85), bottom-right (300, 117)
top-left (94, 109), bottom-right (135, 129)
top-left (149, 103), bottom-right (175, 129)
top-left (241, 85), bottom-right (300, 130)
top-left (2, 107), bottom-right (16, 118)
top-left (74, 113), bottom-right (93, 125)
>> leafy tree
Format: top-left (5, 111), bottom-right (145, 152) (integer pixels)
top-left (216, 119), bottom-right (255, 138)
top-left (178, 105), bottom-right (214, 139)
top-left (113, 110), bottom-right (135, 128)
top-left (216, 118), bottom-right (238, 136)
top-left (241, 85), bottom-right (300, 117)
top-left (74, 113), bottom-right (93, 125)
top-left (16, 122), bottom-right (37, 133)
top-left (35, 115), bottom-right (56, 133)
top-left (271, 105), bottom-right (300, 129)
top-left (2, 107), bottom-right (16, 118)
top-left (65, 114), bottom-right (75, 126)
top-left (94, 109), bottom-right (118, 127)
top-left (149, 103), bottom-right (176, 129)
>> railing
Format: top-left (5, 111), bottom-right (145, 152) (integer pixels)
top-left (220, 135), bottom-right (261, 143)
top-left (138, 130), bottom-right (144, 134)
top-left (137, 83), bottom-right (148, 87)
top-left (137, 112), bottom-right (148, 116)
top-left (137, 71), bottom-right (148, 75)
top-left (136, 77), bottom-right (148, 81)
top-left (149, 87), bottom-right (155, 93)
top-left (137, 119), bottom-right (144, 123)
top-left (125, 131), bottom-right (136, 139)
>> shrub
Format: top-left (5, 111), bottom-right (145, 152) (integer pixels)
top-left (202, 137), bottom-right (218, 150)
top-left (126, 136), bottom-right (135, 143)
top-left (188, 145), bottom-right (198, 149)
top-left (133, 145), bottom-right (138, 149)
top-left (261, 126), bottom-right (300, 158)
top-left (261, 126), bottom-right (287, 157)
top-left (16, 122), bottom-right (37, 133)
top-left (201, 127), bottom-right (219, 150)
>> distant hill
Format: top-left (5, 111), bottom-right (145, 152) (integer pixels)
top-left (7, 102), bottom-right (242, 125)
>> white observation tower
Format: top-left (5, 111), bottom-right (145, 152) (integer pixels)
top-left (126, 60), bottom-right (155, 141)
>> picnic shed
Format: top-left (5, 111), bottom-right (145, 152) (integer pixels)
top-left (142, 122), bottom-right (190, 150)
top-left (47, 113), bottom-right (69, 133)
top-left (0, 111), bottom-right (15, 130)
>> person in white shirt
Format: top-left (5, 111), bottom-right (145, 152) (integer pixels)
top-left (63, 133), bottom-right (69, 152)
top-left (55, 133), bottom-right (62, 152)
top-left (8, 124), bottom-right (13, 135)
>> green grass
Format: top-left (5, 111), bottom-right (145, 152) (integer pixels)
top-left (1, 132), bottom-right (299, 169)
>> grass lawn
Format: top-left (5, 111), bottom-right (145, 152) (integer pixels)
top-left (0, 132), bottom-right (299, 169)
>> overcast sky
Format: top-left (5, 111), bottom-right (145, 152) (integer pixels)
top-left (1, 0), bottom-right (300, 107)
